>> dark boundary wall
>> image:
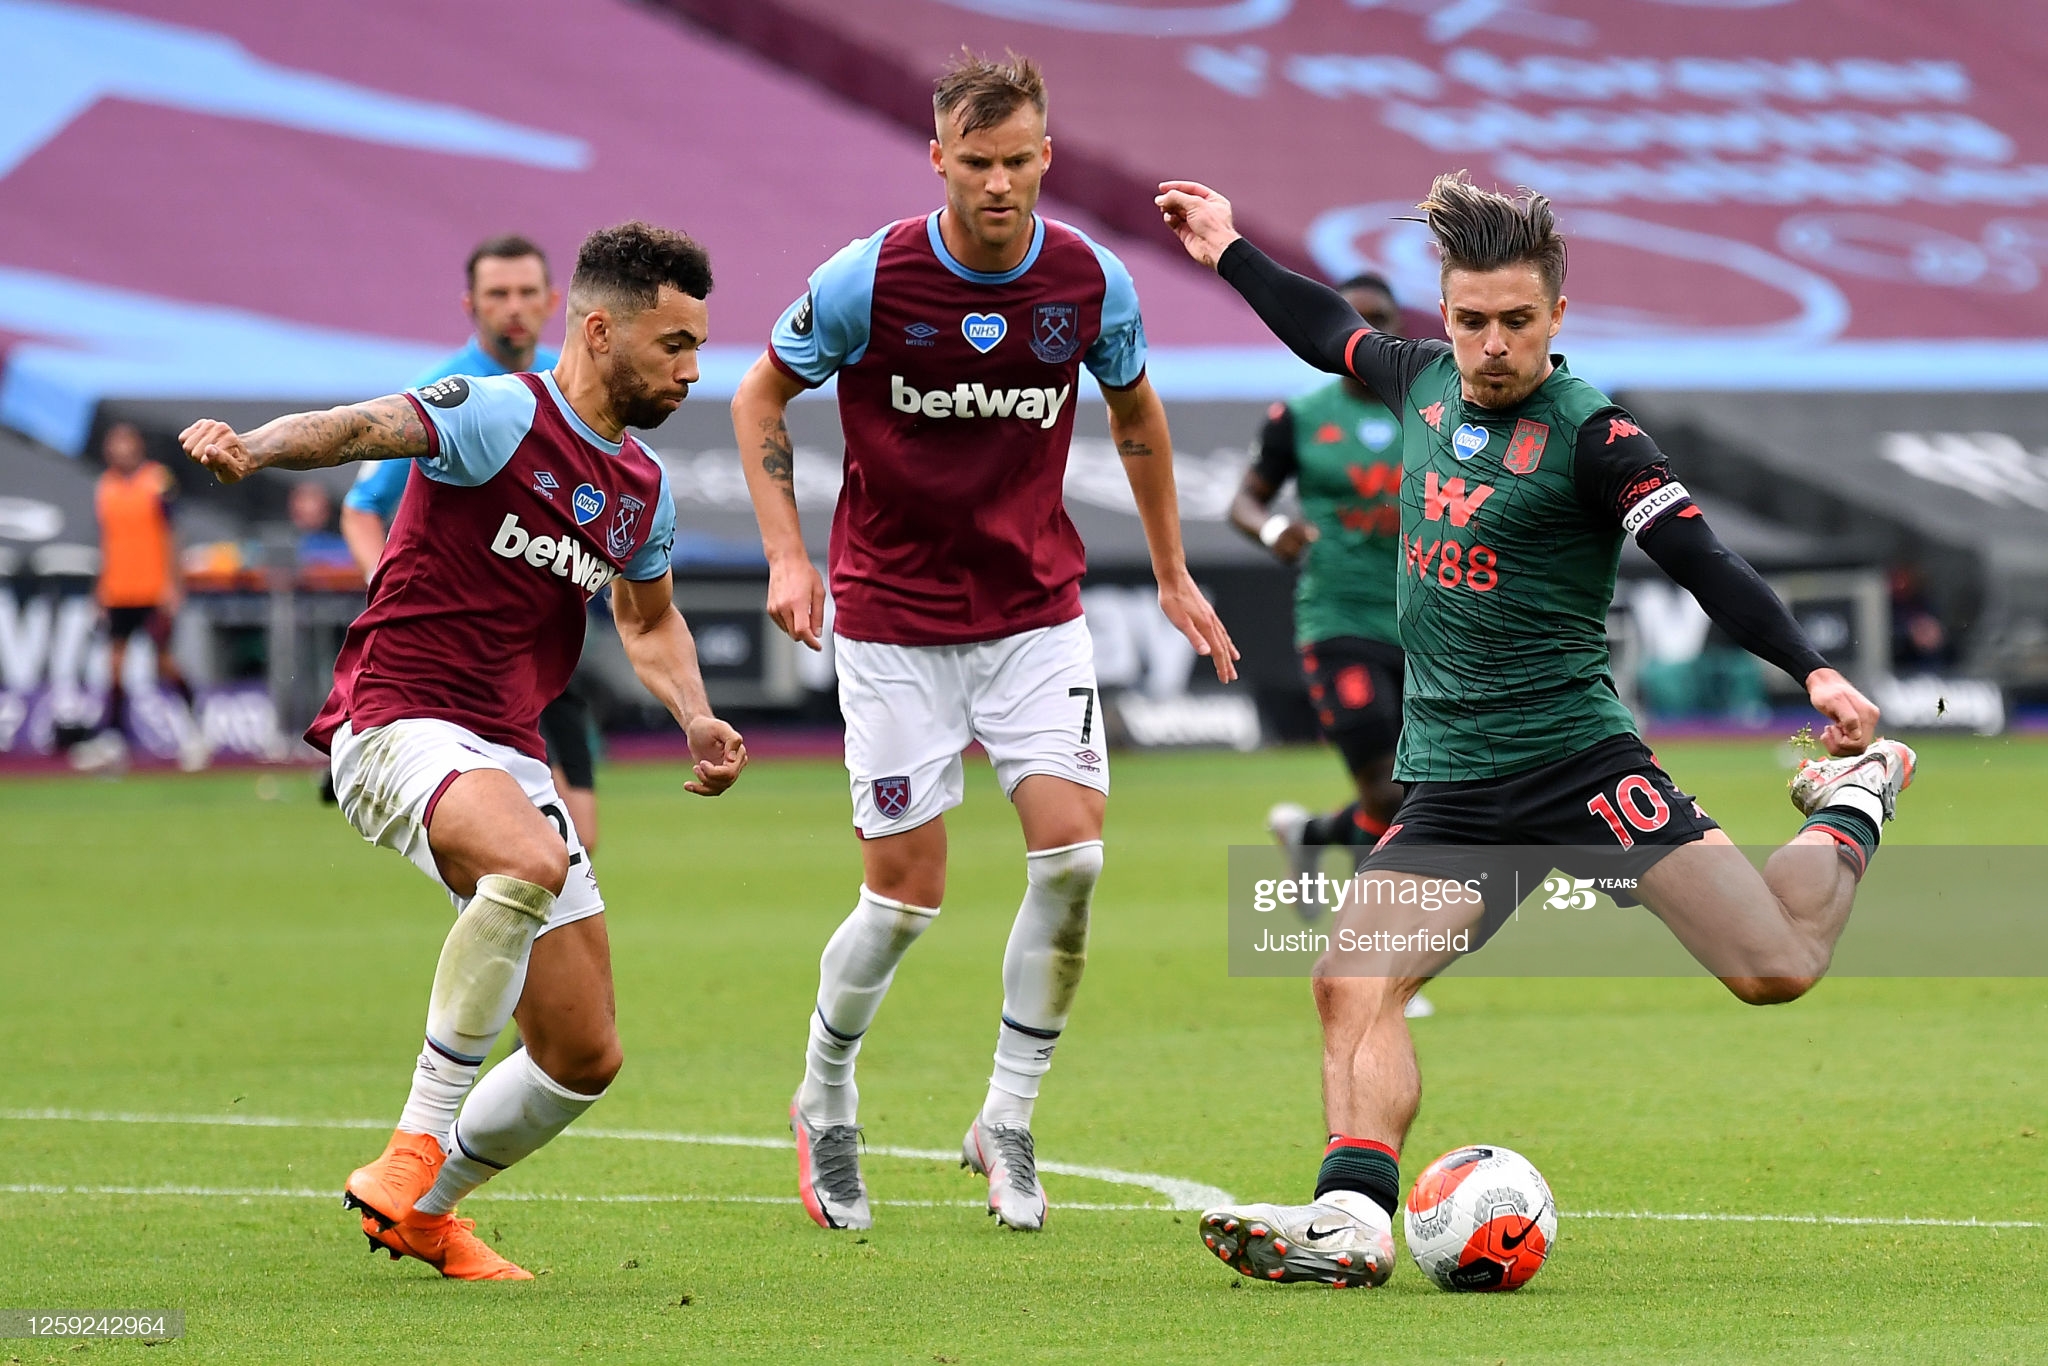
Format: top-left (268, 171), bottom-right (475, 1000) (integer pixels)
top-left (1625, 390), bottom-right (2048, 691)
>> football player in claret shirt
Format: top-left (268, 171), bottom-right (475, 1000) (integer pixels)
top-left (339, 237), bottom-right (605, 855)
top-left (732, 53), bottom-right (1237, 1233)
top-left (1159, 172), bottom-right (1917, 1287)
top-left (180, 222), bottom-right (747, 1280)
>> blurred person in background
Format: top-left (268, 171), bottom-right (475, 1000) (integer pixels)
top-left (72, 421), bottom-right (208, 773)
top-left (1233, 272), bottom-right (1431, 1018)
top-left (337, 236), bottom-right (602, 852)
top-left (288, 480), bottom-right (357, 575)
top-left (1889, 565), bottom-right (1954, 675)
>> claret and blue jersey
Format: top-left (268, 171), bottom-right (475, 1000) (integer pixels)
top-left (769, 210), bottom-right (1148, 646)
top-left (307, 369), bottom-right (673, 762)
top-left (343, 338), bottom-right (562, 521)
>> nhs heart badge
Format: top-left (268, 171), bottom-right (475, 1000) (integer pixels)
top-left (572, 484), bottom-right (606, 525)
top-left (1451, 423), bottom-right (1490, 461)
top-left (961, 311), bottom-right (1007, 353)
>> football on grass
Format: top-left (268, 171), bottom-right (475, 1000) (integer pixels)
top-left (1403, 1145), bottom-right (1557, 1291)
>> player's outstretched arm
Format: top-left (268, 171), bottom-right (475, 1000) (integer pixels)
top-left (1104, 376), bottom-right (1239, 683)
top-left (1158, 181), bottom-right (1353, 371)
top-left (731, 354), bottom-right (827, 651)
top-left (1636, 513), bottom-right (1877, 755)
top-left (611, 572), bottom-right (748, 796)
top-left (178, 397), bottom-right (427, 485)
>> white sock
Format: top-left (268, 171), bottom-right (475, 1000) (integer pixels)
top-left (396, 1039), bottom-right (488, 1151)
top-left (395, 875), bottom-right (551, 1146)
top-left (797, 885), bottom-right (939, 1126)
top-left (415, 1049), bottom-right (601, 1216)
top-left (984, 841), bottom-right (1102, 1129)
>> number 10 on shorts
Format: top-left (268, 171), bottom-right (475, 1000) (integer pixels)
top-left (1586, 775), bottom-right (1671, 849)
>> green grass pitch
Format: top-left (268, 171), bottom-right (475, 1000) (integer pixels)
top-left (4, 736), bottom-right (2046, 1363)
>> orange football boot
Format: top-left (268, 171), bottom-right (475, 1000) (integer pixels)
top-left (342, 1129), bottom-right (445, 1230)
top-left (364, 1209), bottom-right (533, 1281)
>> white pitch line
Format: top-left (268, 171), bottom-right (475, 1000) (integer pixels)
top-left (1570, 1209), bottom-right (2045, 1230)
top-left (12, 1113), bottom-right (2037, 1232)
top-left (0, 1183), bottom-right (1165, 1211)
top-left (0, 1108), bottom-right (1233, 1211)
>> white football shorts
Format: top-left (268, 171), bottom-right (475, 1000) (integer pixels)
top-left (837, 615), bottom-right (1109, 836)
top-left (328, 717), bottom-right (602, 933)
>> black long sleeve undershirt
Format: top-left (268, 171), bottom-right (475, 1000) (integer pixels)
top-left (1217, 237), bottom-right (1447, 409)
top-left (1637, 511), bottom-right (1830, 684)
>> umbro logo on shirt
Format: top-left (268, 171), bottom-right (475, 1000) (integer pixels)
top-left (905, 321), bottom-right (940, 346)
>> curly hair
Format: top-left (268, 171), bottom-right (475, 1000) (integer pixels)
top-left (1415, 171), bottom-right (1567, 299)
top-left (567, 220), bottom-right (712, 317)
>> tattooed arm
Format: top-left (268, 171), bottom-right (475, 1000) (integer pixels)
top-left (730, 352), bottom-right (826, 650)
top-left (1103, 374), bottom-right (1239, 683)
top-left (179, 397), bottom-right (427, 485)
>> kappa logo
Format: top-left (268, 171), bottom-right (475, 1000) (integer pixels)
top-left (1504, 418), bottom-right (1549, 475)
top-left (962, 311), bottom-right (1007, 353)
top-left (532, 470), bottom-right (559, 500)
top-left (1422, 471), bottom-right (1495, 526)
top-left (904, 320), bottom-right (940, 346)
top-left (872, 775), bottom-right (912, 820)
top-left (890, 376), bottom-right (1072, 430)
top-left (1451, 422), bottom-right (1490, 461)
top-left (607, 493), bottom-right (647, 561)
top-left (489, 513), bottom-right (619, 594)
top-left (572, 484), bottom-right (606, 526)
top-left (1418, 400), bottom-right (1445, 430)
top-left (418, 376), bottom-right (470, 409)
top-left (1606, 416), bottom-right (1645, 444)
top-left (1314, 422), bottom-right (1342, 444)
top-left (1029, 301), bottom-right (1080, 363)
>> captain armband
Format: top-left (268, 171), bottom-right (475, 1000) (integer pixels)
top-left (1618, 473), bottom-right (1695, 538)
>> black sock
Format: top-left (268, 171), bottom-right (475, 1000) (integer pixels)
top-left (169, 676), bottom-right (196, 709)
top-left (105, 684), bottom-right (129, 737)
top-left (1316, 1137), bottom-right (1400, 1219)
top-left (1302, 803), bottom-right (1359, 846)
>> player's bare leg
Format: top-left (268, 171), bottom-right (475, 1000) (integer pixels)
top-left (791, 817), bottom-right (946, 1230)
top-left (346, 769), bottom-right (578, 1280)
top-left (1636, 739), bottom-right (1916, 1003)
top-left (1201, 870), bottom-right (1478, 1285)
top-left (959, 777), bottom-right (1105, 1231)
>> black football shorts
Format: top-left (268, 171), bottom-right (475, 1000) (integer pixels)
top-left (1300, 635), bottom-right (1403, 772)
top-left (1357, 732), bottom-right (1719, 938)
